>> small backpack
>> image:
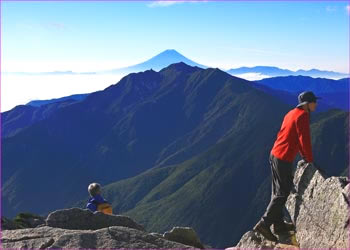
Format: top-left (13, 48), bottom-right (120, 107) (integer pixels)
top-left (92, 201), bottom-right (113, 215)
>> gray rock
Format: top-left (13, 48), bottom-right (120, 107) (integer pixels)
top-left (232, 230), bottom-right (298, 249)
top-left (1, 226), bottom-right (78, 249)
top-left (163, 226), bottom-right (205, 248)
top-left (232, 161), bottom-right (349, 249)
top-left (1, 226), bottom-right (193, 249)
top-left (234, 230), bottom-right (277, 249)
top-left (45, 208), bottom-right (144, 231)
top-left (285, 161), bottom-right (349, 249)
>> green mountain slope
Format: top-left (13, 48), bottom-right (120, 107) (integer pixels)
top-left (310, 109), bottom-right (349, 176)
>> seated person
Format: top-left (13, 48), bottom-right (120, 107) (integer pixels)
top-left (86, 182), bottom-right (113, 215)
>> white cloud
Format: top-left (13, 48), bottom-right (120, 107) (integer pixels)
top-left (231, 73), bottom-right (271, 81)
top-left (346, 5), bottom-right (350, 15)
top-left (1, 74), bottom-right (125, 112)
top-left (2, 60), bottom-right (135, 73)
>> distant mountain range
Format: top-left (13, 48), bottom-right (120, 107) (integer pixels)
top-left (228, 66), bottom-right (348, 79)
top-left (104, 50), bottom-right (348, 80)
top-left (6, 50), bottom-right (348, 80)
top-left (255, 76), bottom-right (349, 93)
top-left (253, 76), bottom-right (349, 111)
top-left (2, 63), bottom-right (348, 248)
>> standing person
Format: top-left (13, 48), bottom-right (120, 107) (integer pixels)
top-left (253, 91), bottom-right (320, 241)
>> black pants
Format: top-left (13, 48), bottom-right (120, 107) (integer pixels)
top-left (262, 154), bottom-right (293, 226)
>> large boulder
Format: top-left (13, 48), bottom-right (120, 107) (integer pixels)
top-left (163, 227), bottom-right (205, 248)
top-left (45, 208), bottom-right (144, 231)
top-left (285, 161), bottom-right (349, 249)
top-left (232, 161), bottom-right (349, 249)
top-left (1, 226), bottom-right (193, 249)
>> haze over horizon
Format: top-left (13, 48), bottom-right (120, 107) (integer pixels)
top-left (1, 1), bottom-right (349, 111)
top-left (4, 48), bottom-right (349, 74)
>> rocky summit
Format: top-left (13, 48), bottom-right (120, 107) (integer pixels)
top-left (230, 161), bottom-right (349, 249)
top-left (1, 208), bottom-right (204, 249)
top-left (286, 161), bottom-right (349, 249)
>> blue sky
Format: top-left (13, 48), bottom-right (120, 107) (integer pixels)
top-left (1, 1), bottom-right (349, 111)
top-left (2, 1), bottom-right (349, 72)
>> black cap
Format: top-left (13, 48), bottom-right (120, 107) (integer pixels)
top-left (296, 91), bottom-right (321, 107)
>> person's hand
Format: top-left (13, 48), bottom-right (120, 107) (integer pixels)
top-left (298, 159), bottom-right (308, 167)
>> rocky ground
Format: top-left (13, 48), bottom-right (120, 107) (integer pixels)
top-left (229, 161), bottom-right (349, 249)
top-left (1, 208), bottom-right (204, 249)
top-left (2, 161), bottom-right (348, 249)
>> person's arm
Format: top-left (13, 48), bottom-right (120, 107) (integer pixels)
top-left (296, 113), bottom-right (313, 163)
top-left (86, 202), bottom-right (97, 212)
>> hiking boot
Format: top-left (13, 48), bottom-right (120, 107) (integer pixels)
top-left (253, 220), bottom-right (278, 242)
top-left (273, 221), bottom-right (295, 234)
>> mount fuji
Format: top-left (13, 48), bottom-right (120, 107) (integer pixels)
top-left (103, 49), bottom-right (207, 74)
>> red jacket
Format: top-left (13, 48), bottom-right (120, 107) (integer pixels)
top-left (271, 108), bottom-right (313, 163)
